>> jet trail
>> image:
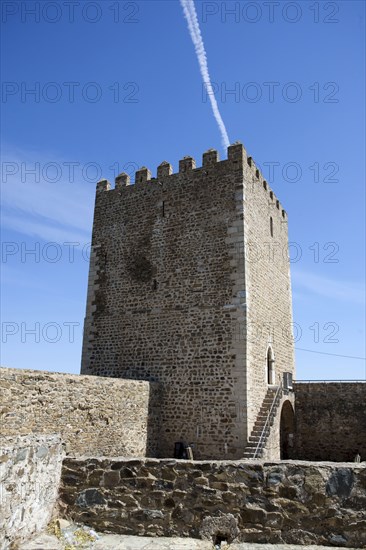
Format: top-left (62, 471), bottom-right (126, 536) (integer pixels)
top-left (180, 0), bottom-right (230, 152)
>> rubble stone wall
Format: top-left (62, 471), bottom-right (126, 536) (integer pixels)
top-left (81, 143), bottom-right (295, 459)
top-left (0, 367), bottom-right (160, 457)
top-left (60, 457), bottom-right (366, 548)
top-left (293, 382), bottom-right (366, 462)
top-left (242, 156), bottom-right (295, 435)
top-left (0, 434), bottom-right (63, 549)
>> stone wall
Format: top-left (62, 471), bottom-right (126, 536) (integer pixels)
top-left (81, 143), bottom-right (295, 459)
top-left (60, 457), bottom-right (366, 548)
top-left (293, 382), bottom-right (366, 462)
top-left (243, 156), bottom-right (295, 435)
top-left (0, 434), bottom-right (63, 549)
top-left (0, 367), bottom-right (160, 457)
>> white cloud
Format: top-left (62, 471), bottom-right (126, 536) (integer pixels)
top-left (292, 269), bottom-right (365, 306)
top-left (1, 146), bottom-right (95, 243)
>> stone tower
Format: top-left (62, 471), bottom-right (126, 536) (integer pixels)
top-left (81, 142), bottom-right (295, 459)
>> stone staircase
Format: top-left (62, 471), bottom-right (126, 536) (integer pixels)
top-left (243, 386), bottom-right (282, 459)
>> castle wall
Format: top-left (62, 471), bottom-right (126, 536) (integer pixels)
top-left (293, 382), bottom-right (366, 461)
top-left (81, 145), bottom-right (249, 459)
top-left (0, 367), bottom-right (160, 457)
top-left (0, 434), bottom-right (63, 549)
top-left (60, 456), bottom-right (366, 548)
top-left (243, 157), bottom-right (295, 436)
top-left (81, 143), bottom-right (294, 459)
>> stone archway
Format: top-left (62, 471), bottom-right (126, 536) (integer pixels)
top-left (280, 400), bottom-right (295, 459)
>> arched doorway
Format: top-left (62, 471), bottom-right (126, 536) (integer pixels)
top-left (280, 401), bottom-right (295, 459)
top-left (266, 347), bottom-right (275, 385)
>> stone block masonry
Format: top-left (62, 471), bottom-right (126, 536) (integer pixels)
top-left (60, 457), bottom-right (366, 548)
top-left (81, 142), bottom-right (295, 460)
top-left (0, 367), bottom-right (160, 457)
top-left (293, 382), bottom-right (366, 462)
top-left (0, 434), bottom-right (64, 549)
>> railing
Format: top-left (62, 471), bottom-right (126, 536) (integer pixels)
top-left (253, 381), bottom-right (283, 459)
top-left (294, 380), bottom-right (366, 383)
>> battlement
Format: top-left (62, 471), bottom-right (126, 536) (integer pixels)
top-left (97, 142), bottom-right (286, 220)
top-left (84, 140), bottom-right (295, 460)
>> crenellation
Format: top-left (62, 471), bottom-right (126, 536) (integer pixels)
top-left (135, 166), bottom-right (152, 184)
top-left (94, 144), bottom-right (285, 220)
top-left (157, 160), bottom-right (173, 178)
top-left (179, 155), bottom-right (196, 172)
top-left (96, 178), bottom-right (111, 192)
top-left (115, 172), bottom-right (130, 189)
top-left (227, 141), bottom-right (245, 163)
top-left (202, 148), bottom-right (219, 165)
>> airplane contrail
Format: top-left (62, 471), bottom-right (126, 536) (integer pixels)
top-left (180, 0), bottom-right (230, 152)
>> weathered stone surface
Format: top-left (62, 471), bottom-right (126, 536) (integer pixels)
top-left (18, 530), bottom-right (365, 550)
top-left (326, 469), bottom-right (355, 498)
top-left (0, 434), bottom-right (63, 549)
top-left (81, 143), bottom-right (295, 460)
top-left (293, 383), bottom-right (366, 462)
top-left (60, 457), bottom-right (366, 548)
top-left (0, 367), bottom-right (160, 457)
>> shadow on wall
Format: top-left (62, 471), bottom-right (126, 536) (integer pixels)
top-left (146, 382), bottom-right (162, 458)
top-left (293, 383), bottom-right (366, 462)
top-left (280, 400), bottom-right (295, 460)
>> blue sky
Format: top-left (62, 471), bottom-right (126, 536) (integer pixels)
top-left (1, 0), bottom-right (365, 379)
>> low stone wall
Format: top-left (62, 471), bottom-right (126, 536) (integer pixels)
top-left (0, 434), bottom-right (63, 549)
top-left (60, 457), bottom-right (366, 548)
top-left (0, 367), bottom-right (160, 457)
top-left (293, 382), bottom-right (366, 462)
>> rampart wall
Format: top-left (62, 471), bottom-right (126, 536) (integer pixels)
top-left (293, 382), bottom-right (366, 462)
top-left (60, 456), bottom-right (366, 548)
top-left (0, 367), bottom-right (160, 457)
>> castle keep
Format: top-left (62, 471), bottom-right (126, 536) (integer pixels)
top-left (1, 143), bottom-right (365, 548)
top-left (81, 142), bottom-right (295, 459)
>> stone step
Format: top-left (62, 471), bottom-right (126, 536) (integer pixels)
top-left (244, 387), bottom-right (281, 459)
top-left (243, 452), bottom-right (262, 459)
top-left (254, 417), bottom-right (271, 424)
top-left (252, 426), bottom-right (272, 434)
top-left (254, 416), bottom-right (275, 424)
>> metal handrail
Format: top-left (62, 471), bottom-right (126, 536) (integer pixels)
top-left (253, 381), bottom-right (283, 459)
top-left (294, 380), bottom-right (366, 383)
